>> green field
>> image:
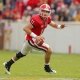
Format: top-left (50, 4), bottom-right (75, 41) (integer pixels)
top-left (0, 50), bottom-right (80, 80)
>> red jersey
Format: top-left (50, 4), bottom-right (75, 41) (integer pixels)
top-left (26, 14), bottom-right (51, 40)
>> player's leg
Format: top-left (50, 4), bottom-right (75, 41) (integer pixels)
top-left (45, 48), bottom-right (52, 65)
top-left (36, 43), bottom-right (56, 73)
top-left (44, 47), bottom-right (56, 73)
top-left (28, 40), bottom-right (56, 73)
top-left (3, 41), bottom-right (32, 74)
top-left (3, 51), bottom-right (26, 74)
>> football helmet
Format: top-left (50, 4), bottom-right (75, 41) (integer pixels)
top-left (39, 4), bottom-right (51, 18)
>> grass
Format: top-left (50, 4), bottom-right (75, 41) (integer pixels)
top-left (0, 50), bottom-right (80, 80)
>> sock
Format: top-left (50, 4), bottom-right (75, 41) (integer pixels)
top-left (7, 59), bottom-right (14, 67)
top-left (45, 63), bottom-right (50, 66)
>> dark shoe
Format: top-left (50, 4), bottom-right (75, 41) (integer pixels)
top-left (44, 65), bottom-right (56, 73)
top-left (3, 62), bottom-right (11, 74)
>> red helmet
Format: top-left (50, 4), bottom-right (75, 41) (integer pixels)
top-left (39, 4), bottom-right (51, 18)
top-left (40, 4), bottom-right (51, 12)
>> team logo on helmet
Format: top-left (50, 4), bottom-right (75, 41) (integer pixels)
top-left (40, 4), bottom-right (51, 12)
top-left (39, 4), bottom-right (51, 18)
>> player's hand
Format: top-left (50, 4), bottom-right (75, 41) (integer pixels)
top-left (61, 23), bottom-right (65, 29)
top-left (35, 36), bottom-right (44, 45)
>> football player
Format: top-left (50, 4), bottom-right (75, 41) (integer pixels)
top-left (3, 4), bottom-right (65, 74)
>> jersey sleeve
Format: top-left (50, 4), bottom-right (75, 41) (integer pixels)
top-left (48, 16), bottom-right (51, 24)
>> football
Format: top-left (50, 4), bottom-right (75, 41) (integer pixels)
top-left (35, 39), bottom-right (44, 46)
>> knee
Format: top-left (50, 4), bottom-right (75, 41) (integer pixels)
top-left (16, 52), bottom-right (26, 59)
top-left (46, 48), bottom-right (52, 54)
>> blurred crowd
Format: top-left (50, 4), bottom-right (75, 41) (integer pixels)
top-left (0, 0), bottom-right (80, 21)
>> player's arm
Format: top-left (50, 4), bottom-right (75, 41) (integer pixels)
top-left (23, 23), bottom-right (44, 44)
top-left (23, 23), bottom-right (36, 36)
top-left (49, 21), bottom-right (65, 29)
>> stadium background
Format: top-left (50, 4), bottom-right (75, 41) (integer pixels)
top-left (0, 0), bottom-right (80, 54)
